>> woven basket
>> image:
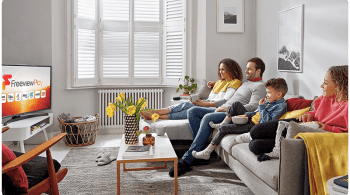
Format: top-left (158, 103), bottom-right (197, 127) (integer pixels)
top-left (58, 113), bottom-right (99, 147)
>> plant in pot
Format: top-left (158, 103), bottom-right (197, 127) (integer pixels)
top-left (176, 76), bottom-right (197, 95)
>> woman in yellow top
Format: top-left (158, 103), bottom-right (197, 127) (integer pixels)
top-left (141, 58), bottom-right (243, 120)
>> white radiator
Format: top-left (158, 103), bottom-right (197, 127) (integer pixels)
top-left (98, 89), bottom-right (164, 129)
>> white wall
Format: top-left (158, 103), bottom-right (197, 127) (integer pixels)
top-left (256, 0), bottom-right (348, 99)
top-left (204, 0), bottom-right (256, 82)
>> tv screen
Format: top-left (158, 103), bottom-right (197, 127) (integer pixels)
top-left (2, 65), bottom-right (52, 118)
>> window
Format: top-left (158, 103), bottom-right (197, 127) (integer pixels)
top-left (71, 0), bottom-right (186, 87)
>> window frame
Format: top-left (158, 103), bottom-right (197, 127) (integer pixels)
top-left (66, 0), bottom-right (189, 89)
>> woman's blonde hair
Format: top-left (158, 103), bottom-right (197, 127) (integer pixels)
top-left (328, 65), bottom-right (348, 102)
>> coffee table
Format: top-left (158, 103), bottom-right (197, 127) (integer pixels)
top-left (117, 133), bottom-right (178, 195)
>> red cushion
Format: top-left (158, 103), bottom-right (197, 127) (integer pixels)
top-left (2, 143), bottom-right (29, 193)
top-left (286, 98), bottom-right (313, 111)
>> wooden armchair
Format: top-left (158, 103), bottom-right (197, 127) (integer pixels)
top-left (2, 126), bottom-right (68, 195)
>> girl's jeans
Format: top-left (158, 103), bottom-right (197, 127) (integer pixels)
top-left (168, 102), bottom-right (196, 120)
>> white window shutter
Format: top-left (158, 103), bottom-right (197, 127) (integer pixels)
top-left (133, 0), bottom-right (161, 83)
top-left (74, 0), bottom-right (97, 86)
top-left (163, 0), bottom-right (186, 85)
top-left (101, 0), bottom-right (130, 84)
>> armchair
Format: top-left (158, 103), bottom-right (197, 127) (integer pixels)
top-left (2, 127), bottom-right (68, 195)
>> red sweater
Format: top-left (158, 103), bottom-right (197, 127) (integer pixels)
top-left (305, 95), bottom-right (348, 133)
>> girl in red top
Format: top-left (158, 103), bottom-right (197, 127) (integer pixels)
top-left (297, 65), bottom-right (348, 132)
top-left (249, 65), bottom-right (348, 156)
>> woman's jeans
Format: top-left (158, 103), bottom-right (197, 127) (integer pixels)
top-left (182, 106), bottom-right (225, 164)
top-left (168, 102), bottom-right (196, 119)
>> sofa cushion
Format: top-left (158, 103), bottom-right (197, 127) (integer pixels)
top-left (230, 143), bottom-right (279, 190)
top-left (217, 132), bottom-right (240, 154)
top-left (140, 119), bottom-right (193, 140)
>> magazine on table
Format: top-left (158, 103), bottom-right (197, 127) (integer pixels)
top-left (333, 175), bottom-right (348, 193)
top-left (122, 145), bottom-right (154, 159)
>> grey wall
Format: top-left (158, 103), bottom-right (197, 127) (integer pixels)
top-left (256, 0), bottom-right (348, 99)
top-left (204, 0), bottom-right (256, 82)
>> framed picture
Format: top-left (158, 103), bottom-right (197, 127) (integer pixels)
top-left (217, 0), bottom-right (244, 33)
top-left (278, 5), bottom-right (304, 72)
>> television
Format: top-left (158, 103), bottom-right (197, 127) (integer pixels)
top-left (2, 65), bottom-right (52, 125)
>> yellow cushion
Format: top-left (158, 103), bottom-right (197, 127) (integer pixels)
top-left (251, 112), bottom-right (260, 124)
top-left (280, 107), bottom-right (311, 119)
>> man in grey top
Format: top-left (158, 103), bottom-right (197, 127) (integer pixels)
top-left (169, 57), bottom-right (267, 177)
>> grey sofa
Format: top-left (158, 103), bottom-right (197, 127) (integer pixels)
top-left (140, 90), bottom-right (309, 195)
top-left (141, 117), bottom-right (307, 195)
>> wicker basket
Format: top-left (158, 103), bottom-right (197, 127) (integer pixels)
top-left (58, 113), bottom-right (99, 147)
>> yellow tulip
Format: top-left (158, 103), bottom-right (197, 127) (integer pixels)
top-left (115, 97), bottom-right (122, 102)
top-left (151, 113), bottom-right (159, 122)
top-left (118, 92), bottom-right (125, 100)
top-left (141, 100), bottom-right (147, 109)
top-left (107, 111), bottom-right (114, 118)
top-left (127, 105), bottom-right (136, 115)
top-left (137, 97), bottom-right (144, 105)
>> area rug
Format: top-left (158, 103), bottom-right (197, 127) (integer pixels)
top-left (58, 147), bottom-right (253, 195)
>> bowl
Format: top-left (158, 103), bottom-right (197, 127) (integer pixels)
top-left (231, 116), bottom-right (248, 124)
top-left (299, 122), bottom-right (320, 129)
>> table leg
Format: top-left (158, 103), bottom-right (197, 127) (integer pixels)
top-left (174, 159), bottom-right (178, 195)
top-left (20, 140), bottom-right (25, 153)
top-left (43, 129), bottom-right (48, 141)
top-left (117, 162), bottom-right (120, 195)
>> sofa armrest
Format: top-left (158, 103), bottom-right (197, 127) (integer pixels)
top-left (279, 137), bottom-right (306, 195)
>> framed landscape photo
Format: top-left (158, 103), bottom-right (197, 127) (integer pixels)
top-left (278, 5), bottom-right (304, 72)
top-left (217, 0), bottom-right (244, 33)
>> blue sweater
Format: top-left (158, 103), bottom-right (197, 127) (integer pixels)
top-left (246, 98), bottom-right (287, 124)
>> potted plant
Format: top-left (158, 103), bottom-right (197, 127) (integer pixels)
top-left (176, 76), bottom-right (197, 95)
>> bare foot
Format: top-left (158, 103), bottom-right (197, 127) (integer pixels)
top-left (140, 111), bottom-right (152, 120)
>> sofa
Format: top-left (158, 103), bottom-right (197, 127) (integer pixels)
top-left (140, 90), bottom-right (318, 195)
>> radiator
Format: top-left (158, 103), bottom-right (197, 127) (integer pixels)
top-left (98, 89), bottom-right (164, 129)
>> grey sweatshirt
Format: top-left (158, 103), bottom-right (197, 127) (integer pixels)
top-left (218, 80), bottom-right (267, 112)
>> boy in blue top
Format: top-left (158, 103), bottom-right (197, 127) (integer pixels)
top-left (192, 78), bottom-right (288, 160)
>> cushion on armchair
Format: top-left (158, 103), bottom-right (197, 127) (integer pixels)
top-left (2, 143), bottom-right (28, 195)
top-left (13, 151), bottom-right (61, 189)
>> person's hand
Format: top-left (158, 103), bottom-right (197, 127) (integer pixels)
top-left (207, 81), bottom-right (215, 89)
top-left (259, 98), bottom-right (266, 105)
top-left (215, 107), bottom-right (227, 112)
top-left (316, 122), bottom-right (326, 130)
top-left (192, 100), bottom-right (205, 107)
top-left (297, 114), bottom-right (312, 122)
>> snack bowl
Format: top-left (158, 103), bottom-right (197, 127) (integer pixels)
top-left (231, 116), bottom-right (248, 124)
top-left (299, 122), bottom-right (320, 129)
top-left (190, 94), bottom-right (200, 102)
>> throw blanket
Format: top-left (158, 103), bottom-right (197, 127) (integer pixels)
top-left (295, 132), bottom-right (348, 195)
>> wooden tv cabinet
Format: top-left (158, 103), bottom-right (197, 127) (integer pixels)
top-left (2, 113), bottom-right (53, 153)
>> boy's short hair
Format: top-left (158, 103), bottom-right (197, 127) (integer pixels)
top-left (265, 78), bottom-right (288, 96)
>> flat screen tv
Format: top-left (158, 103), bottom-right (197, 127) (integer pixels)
top-left (2, 65), bottom-right (52, 125)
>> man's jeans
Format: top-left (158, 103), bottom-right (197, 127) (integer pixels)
top-left (168, 102), bottom-right (195, 120)
top-left (182, 107), bottom-right (226, 164)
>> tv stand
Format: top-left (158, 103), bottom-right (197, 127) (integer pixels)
top-left (2, 113), bottom-right (53, 153)
top-left (3, 113), bottom-right (49, 126)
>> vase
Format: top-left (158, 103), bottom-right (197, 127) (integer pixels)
top-left (143, 134), bottom-right (155, 146)
top-left (124, 114), bottom-right (139, 144)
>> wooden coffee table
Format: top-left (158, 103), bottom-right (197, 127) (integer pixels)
top-left (117, 133), bottom-right (178, 195)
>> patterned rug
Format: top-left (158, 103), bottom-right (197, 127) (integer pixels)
top-left (58, 147), bottom-right (253, 195)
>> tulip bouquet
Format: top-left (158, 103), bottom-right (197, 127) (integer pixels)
top-left (105, 92), bottom-right (159, 125)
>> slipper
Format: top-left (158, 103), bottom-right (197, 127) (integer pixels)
top-left (96, 148), bottom-right (105, 162)
top-left (97, 153), bottom-right (113, 166)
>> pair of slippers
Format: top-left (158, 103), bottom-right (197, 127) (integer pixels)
top-left (96, 149), bottom-right (116, 166)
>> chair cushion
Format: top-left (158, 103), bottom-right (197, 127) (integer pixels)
top-left (231, 143), bottom-right (280, 190)
top-left (13, 151), bottom-right (61, 189)
top-left (2, 143), bottom-right (29, 194)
